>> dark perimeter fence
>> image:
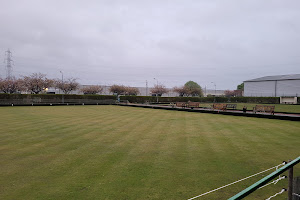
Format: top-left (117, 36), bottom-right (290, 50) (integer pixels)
top-left (0, 94), bottom-right (300, 106)
top-left (0, 94), bottom-right (116, 106)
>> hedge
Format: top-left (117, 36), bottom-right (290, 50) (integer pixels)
top-left (120, 96), bottom-right (281, 104)
top-left (0, 93), bottom-right (116, 100)
top-left (0, 93), bottom-right (288, 104)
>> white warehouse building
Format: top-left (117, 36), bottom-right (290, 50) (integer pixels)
top-left (244, 74), bottom-right (300, 97)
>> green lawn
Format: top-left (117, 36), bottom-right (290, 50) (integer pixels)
top-left (0, 105), bottom-right (299, 200)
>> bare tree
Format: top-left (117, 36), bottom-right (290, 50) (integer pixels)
top-left (81, 85), bottom-right (103, 95)
top-left (150, 84), bottom-right (168, 96)
top-left (55, 78), bottom-right (79, 94)
top-left (23, 73), bottom-right (54, 94)
top-left (173, 86), bottom-right (187, 97)
top-left (125, 86), bottom-right (139, 96)
top-left (0, 77), bottom-right (24, 94)
top-left (225, 90), bottom-right (242, 97)
top-left (109, 85), bottom-right (139, 96)
top-left (109, 85), bottom-right (126, 95)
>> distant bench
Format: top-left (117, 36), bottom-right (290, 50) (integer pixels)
top-left (212, 103), bottom-right (237, 111)
top-left (187, 102), bottom-right (200, 109)
top-left (176, 102), bottom-right (187, 108)
top-left (212, 103), bottom-right (227, 111)
top-left (253, 105), bottom-right (275, 115)
top-left (226, 104), bottom-right (237, 110)
top-left (175, 102), bottom-right (200, 109)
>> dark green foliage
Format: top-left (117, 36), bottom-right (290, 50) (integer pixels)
top-left (121, 96), bottom-right (281, 104)
top-left (184, 81), bottom-right (203, 97)
top-left (237, 83), bottom-right (244, 90)
top-left (229, 97), bottom-right (280, 104)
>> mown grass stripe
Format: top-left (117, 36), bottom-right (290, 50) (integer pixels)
top-left (0, 106), bottom-right (299, 200)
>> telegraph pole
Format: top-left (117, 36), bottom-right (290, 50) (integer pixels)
top-left (4, 49), bottom-right (13, 79)
top-left (60, 71), bottom-right (64, 103)
top-left (211, 82), bottom-right (216, 102)
top-left (146, 80), bottom-right (148, 96)
top-left (154, 78), bottom-right (158, 103)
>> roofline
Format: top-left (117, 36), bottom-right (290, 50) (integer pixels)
top-left (244, 78), bottom-right (300, 82)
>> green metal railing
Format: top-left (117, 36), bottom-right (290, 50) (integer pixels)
top-left (228, 156), bottom-right (300, 200)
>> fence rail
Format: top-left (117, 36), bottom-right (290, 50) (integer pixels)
top-left (229, 156), bottom-right (300, 200)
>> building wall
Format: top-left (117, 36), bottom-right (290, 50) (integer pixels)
top-left (244, 81), bottom-right (276, 97)
top-left (244, 80), bottom-right (300, 97)
top-left (277, 80), bottom-right (300, 96)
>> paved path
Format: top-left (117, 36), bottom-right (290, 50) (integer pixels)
top-left (118, 103), bottom-right (300, 121)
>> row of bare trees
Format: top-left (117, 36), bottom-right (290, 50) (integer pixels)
top-left (0, 73), bottom-right (207, 97)
top-left (109, 85), bottom-right (139, 95)
top-left (0, 73), bottom-right (79, 94)
top-left (0, 73), bottom-right (140, 95)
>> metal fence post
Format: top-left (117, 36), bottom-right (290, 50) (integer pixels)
top-left (288, 160), bottom-right (293, 200)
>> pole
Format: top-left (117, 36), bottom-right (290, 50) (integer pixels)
top-left (154, 78), bottom-right (158, 103)
top-left (288, 160), bottom-right (293, 200)
top-left (275, 80), bottom-right (278, 97)
top-left (146, 80), bottom-right (148, 96)
top-left (60, 71), bottom-right (64, 103)
top-left (211, 82), bottom-right (216, 102)
top-left (215, 84), bottom-right (216, 96)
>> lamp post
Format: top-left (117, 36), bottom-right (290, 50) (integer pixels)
top-left (60, 71), bottom-right (64, 83)
top-left (154, 78), bottom-right (158, 103)
top-left (211, 82), bottom-right (216, 102)
top-left (146, 80), bottom-right (148, 96)
top-left (60, 71), bottom-right (64, 103)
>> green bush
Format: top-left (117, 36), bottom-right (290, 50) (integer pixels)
top-left (229, 97), bottom-right (280, 104)
top-left (120, 96), bottom-right (280, 104)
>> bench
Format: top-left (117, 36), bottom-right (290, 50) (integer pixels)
top-left (213, 103), bottom-right (237, 111)
top-left (176, 102), bottom-right (187, 108)
top-left (253, 105), bottom-right (275, 115)
top-left (187, 102), bottom-right (200, 109)
top-left (213, 103), bottom-right (227, 111)
top-left (226, 104), bottom-right (237, 110)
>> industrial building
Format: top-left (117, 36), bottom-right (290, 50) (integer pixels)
top-left (244, 74), bottom-right (300, 97)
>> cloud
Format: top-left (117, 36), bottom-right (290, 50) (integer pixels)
top-left (1, 0), bottom-right (300, 89)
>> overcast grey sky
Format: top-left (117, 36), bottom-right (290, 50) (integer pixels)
top-left (1, 0), bottom-right (299, 89)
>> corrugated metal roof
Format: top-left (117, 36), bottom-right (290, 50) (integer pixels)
top-left (244, 74), bottom-right (300, 82)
